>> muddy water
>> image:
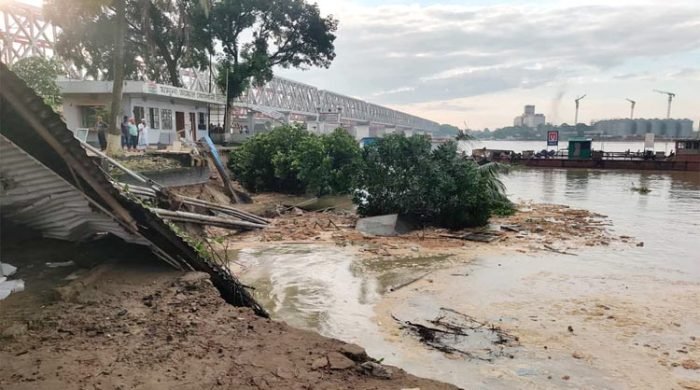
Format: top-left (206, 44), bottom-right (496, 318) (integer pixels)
top-left (235, 168), bottom-right (700, 389)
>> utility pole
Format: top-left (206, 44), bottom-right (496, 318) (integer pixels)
top-left (626, 98), bottom-right (636, 119)
top-left (653, 90), bottom-right (676, 118)
top-left (574, 94), bottom-right (586, 124)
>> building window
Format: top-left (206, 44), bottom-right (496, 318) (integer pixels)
top-left (79, 106), bottom-right (100, 128)
top-left (198, 112), bottom-right (206, 130)
top-left (161, 109), bottom-right (173, 130)
top-left (133, 106), bottom-right (145, 122)
top-left (148, 107), bottom-right (160, 129)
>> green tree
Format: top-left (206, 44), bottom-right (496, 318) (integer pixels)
top-left (354, 134), bottom-right (512, 228)
top-left (210, 0), bottom-right (338, 129)
top-left (45, 0), bottom-right (210, 154)
top-left (45, 0), bottom-right (210, 87)
top-left (10, 57), bottom-right (63, 110)
top-left (228, 126), bottom-right (361, 196)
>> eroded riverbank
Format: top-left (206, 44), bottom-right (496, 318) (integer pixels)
top-left (228, 169), bottom-right (700, 389)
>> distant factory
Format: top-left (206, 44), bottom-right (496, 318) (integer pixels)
top-left (513, 105), bottom-right (546, 128)
top-left (592, 118), bottom-right (694, 139)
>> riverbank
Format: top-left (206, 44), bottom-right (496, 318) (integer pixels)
top-left (0, 238), bottom-right (457, 390)
top-left (221, 199), bottom-right (622, 259)
top-left (222, 168), bottom-right (700, 389)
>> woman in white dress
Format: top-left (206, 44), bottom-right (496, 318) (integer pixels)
top-left (137, 118), bottom-right (149, 151)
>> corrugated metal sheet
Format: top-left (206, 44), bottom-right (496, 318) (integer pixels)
top-left (0, 61), bottom-right (267, 316)
top-left (0, 135), bottom-right (147, 244)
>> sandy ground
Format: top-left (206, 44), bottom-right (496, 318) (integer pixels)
top-left (215, 199), bottom-right (625, 260)
top-left (0, 251), bottom-right (458, 390)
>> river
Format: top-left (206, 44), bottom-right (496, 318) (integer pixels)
top-left (234, 164), bottom-right (700, 389)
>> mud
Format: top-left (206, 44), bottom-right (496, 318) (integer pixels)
top-left (0, 256), bottom-right (457, 390)
top-left (221, 200), bottom-right (620, 261)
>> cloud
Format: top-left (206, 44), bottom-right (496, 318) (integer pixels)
top-left (277, 1), bottom-right (700, 127)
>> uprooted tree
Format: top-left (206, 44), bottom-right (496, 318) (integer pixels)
top-left (228, 125), bottom-right (362, 196)
top-left (354, 134), bottom-right (515, 228)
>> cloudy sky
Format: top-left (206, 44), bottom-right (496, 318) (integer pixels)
top-left (12, 0), bottom-right (700, 128)
top-left (275, 0), bottom-right (700, 129)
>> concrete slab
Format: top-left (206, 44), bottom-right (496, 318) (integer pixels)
top-left (355, 214), bottom-right (414, 236)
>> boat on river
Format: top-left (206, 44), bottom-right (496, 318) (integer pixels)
top-left (474, 138), bottom-right (700, 171)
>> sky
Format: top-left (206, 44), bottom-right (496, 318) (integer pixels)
top-left (11, 0), bottom-right (700, 129)
top-left (273, 0), bottom-right (700, 129)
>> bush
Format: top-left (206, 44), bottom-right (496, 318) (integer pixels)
top-left (354, 134), bottom-right (512, 228)
top-left (228, 125), bottom-right (362, 196)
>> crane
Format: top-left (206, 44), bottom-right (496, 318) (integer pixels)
top-left (626, 98), bottom-right (636, 119)
top-left (653, 89), bottom-right (676, 118)
top-left (574, 94), bottom-right (586, 124)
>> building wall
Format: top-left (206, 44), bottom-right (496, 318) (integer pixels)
top-left (61, 93), bottom-right (217, 144)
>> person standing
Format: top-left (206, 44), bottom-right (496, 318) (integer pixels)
top-left (138, 118), bottom-right (149, 150)
top-left (128, 118), bottom-right (138, 151)
top-left (120, 115), bottom-right (129, 150)
top-left (95, 115), bottom-right (108, 151)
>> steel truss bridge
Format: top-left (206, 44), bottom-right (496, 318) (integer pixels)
top-left (1, 1), bottom-right (439, 133)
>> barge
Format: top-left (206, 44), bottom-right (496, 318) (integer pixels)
top-left (475, 138), bottom-right (700, 172)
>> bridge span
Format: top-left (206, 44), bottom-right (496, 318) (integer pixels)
top-left (0, 1), bottom-right (439, 134)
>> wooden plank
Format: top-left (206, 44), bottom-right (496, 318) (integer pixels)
top-left (152, 208), bottom-right (266, 230)
top-left (200, 135), bottom-right (240, 204)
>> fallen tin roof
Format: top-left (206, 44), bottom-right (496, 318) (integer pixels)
top-left (0, 135), bottom-right (150, 244)
top-left (0, 62), bottom-right (266, 316)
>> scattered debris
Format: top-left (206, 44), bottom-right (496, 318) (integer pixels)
top-left (682, 359), bottom-right (700, 370)
top-left (153, 209), bottom-right (267, 230)
top-left (0, 261), bottom-right (17, 277)
top-left (572, 351), bottom-right (586, 359)
top-left (327, 351), bottom-right (356, 370)
top-left (440, 231), bottom-right (504, 243)
top-left (543, 244), bottom-right (578, 256)
top-left (0, 278), bottom-right (24, 300)
top-left (340, 343), bottom-right (369, 362)
top-left (394, 307), bottom-right (519, 362)
top-left (388, 272), bottom-right (432, 292)
top-left (500, 224), bottom-right (521, 233)
top-left (200, 135), bottom-right (242, 204)
top-left (46, 261), bottom-right (76, 268)
top-left (631, 183), bottom-right (651, 194)
top-left (311, 356), bottom-right (328, 370)
top-left (361, 361), bottom-right (393, 379)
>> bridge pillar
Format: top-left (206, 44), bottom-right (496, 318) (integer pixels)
top-left (246, 111), bottom-right (255, 134)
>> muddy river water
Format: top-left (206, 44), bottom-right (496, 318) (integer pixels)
top-left (234, 168), bottom-right (700, 389)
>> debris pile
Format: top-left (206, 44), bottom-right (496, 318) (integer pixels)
top-left (0, 262), bottom-right (23, 301)
top-left (394, 307), bottom-right (520, 362)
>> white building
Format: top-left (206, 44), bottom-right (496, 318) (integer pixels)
top-left (58, 80), bottom-right (225, 145)
top-left (513, 105), bottom-right (546, 128)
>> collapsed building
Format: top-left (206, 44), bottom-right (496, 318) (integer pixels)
top-left (0, 62), bottom-right (266, 316)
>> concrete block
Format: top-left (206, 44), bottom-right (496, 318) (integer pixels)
top-left (355, 214), bottom-right (414, 236)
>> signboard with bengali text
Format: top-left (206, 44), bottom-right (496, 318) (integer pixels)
top-left (547, 130), bottom-right (559, 146)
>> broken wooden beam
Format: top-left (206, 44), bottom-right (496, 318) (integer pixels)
top-left (200, 135), bottom-right (241, 204)
top-left (152, 208), bottom-right (267, 230)
top-left (175, 195), bottom-right (270, 225)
